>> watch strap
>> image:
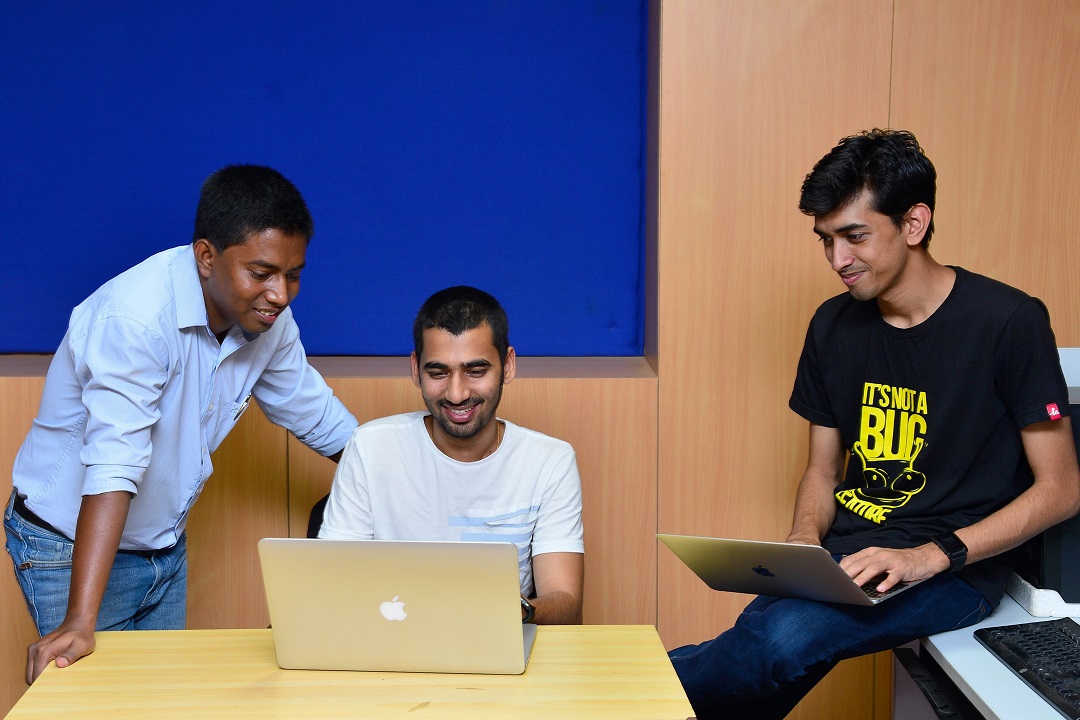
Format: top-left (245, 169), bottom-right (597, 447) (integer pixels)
top-left (930, 532), bottom-right (968, 573)
top-left (520, 596), bottom-right (536, 624)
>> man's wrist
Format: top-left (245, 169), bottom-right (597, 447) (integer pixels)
top-left (930, 532), bottom-right (968, 573)
top-left (520, 596), bottom-right (536, 624)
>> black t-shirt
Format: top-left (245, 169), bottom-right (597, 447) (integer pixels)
top-left (789, 267), bottom-right (1069, 604)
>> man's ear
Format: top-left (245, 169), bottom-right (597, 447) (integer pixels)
top-left (410, 352), bottom-right (421, 388)
top-left (903, 204), bottom-right (932, 247)
top-left (193, 238), bottom-right (217, 279)
top-left (502, 347), bottom-right (517, 386)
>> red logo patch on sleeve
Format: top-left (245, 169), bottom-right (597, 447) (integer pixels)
top-left (1047, 403), bottom-right (1062, 420)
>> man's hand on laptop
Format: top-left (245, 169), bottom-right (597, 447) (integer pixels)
top-left (838, 545), bottom-right (951, 594)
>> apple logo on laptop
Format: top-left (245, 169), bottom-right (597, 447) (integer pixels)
top-left (752, 565), bottom-right (775, 578)
top-left (379, 596), bottom-right (407, 621)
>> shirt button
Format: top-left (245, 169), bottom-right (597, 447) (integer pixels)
top-left (208, 403), bottom-right (214, 412)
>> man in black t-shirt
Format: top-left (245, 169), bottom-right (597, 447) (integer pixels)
top-left (669, 129), bottom-right (1080, 720)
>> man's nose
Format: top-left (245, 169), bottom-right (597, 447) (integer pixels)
top-left (264, 275), bottom-right (287, 305)
top-left (828, 240), bottom-right (853, 272)
top-left (445, 373), bottom-right (470, 404)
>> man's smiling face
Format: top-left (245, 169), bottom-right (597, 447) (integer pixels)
top-left (813, 189), bottom-right (913, 303)
top-left (411, 323), bottom-right (513, 444)
top-left (195, 228), bottom-right (307, 340)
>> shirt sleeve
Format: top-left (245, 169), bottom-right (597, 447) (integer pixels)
top-left (251, 309), bottom-right (358, 456)
top-left (531, 447), bottom-right (585, 556)
top-left (318, 430), bottom-right (375, 540)
top-left (789, 314), bottom-right (838, 428)
top-left (996, 298), bottom-right (1071, 428)
top-left (77, 316), bottom-right (170, 496)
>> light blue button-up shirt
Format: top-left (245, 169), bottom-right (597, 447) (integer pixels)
top-left (13, 245), bottom-right (357, 550)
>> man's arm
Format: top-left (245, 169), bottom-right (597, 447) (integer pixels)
top-left (786, 423), bottom-right (846, 545)
top-left (842, 417), bottom-right (1080, 591)
top-left (26, 491), bottom-right (132, 684)
top-left (528, 551), bottom-right (584, 625)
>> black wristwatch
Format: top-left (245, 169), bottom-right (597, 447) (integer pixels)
top-left (930, 532), bottom-right (968, 573)
top-left (520, 596), bottom-right (536, 624)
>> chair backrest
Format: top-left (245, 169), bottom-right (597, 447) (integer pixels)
top-left (306, 493), bottom-right (330, 539)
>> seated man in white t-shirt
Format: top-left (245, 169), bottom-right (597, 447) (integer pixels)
top-left (319, 286), bottom-right (585, 624)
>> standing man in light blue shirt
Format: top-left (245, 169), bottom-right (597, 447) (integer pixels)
top-left (5, 165), bottom-right (358, 683)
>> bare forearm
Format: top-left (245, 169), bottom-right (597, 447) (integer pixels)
top-left (787, 424), bottom-right (845, 544)
top-left (531, 590), bottom-right (583, 625)
top-left (26, 490), bottom-right (132, 683)
top-left (787, 472), bottom-right (838, 544)
top-left (843, 482), bottom-right (1080, 592)
top-left (529, 552), bottom-right (584, 625)
top-left (956, 418), bottom-right (1080, 564)
top-left (957, 481), bottom-right (1080, 565)
top-left (65, 491), bottom-right (132, 628)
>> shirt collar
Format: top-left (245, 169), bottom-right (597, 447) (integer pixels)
top-left (171, 244), bottom-right (212, 331)
top-left (171, 244), bottom-right (262, 344)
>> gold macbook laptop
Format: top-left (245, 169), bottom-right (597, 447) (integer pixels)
top-left (658, 534), bottom-right (926, 606)
top-left (257, 538), bottom-right (537, 674)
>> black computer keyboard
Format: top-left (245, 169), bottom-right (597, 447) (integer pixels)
top-left (974, 617), bottom-right (1080, 720)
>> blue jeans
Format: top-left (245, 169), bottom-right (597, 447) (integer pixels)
top-left (668, 570), bottom-right (992, 719)
top-left (4, 491), bottom-right (188, 635)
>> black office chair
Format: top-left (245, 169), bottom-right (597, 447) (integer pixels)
top-left (307, 493), bottom-right (330, 538)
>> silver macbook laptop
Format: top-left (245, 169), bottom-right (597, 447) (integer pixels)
top-left (658, 534), bottom-right (925, 606)
top-left (258, 538), bottom-right (537, 674)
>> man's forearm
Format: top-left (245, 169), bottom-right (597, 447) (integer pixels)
top-left (529, 552), bottom-right (584, 624)
top-left (957, 479), bottom-right (1080, 565)
top-left (787, 476), bottom-right (837, 544)
top-left (530, 590), bottom-right (582, 625)
top-left (65, 491), bottom-right (132, 627)
top-left (955, 418), bottom-right (1080, 565)
top-left (787, 424), bottom-right (845, 544)
top-left (26, 490), bottom-right (132, 684)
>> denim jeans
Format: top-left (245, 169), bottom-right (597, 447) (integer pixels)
top-left (668, 569), bottom-right (992, 720)
top-left (4, 491), bottom-right (188, 636)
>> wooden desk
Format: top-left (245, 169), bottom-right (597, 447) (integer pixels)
top-left (6, 625), bottom-right (693, 720)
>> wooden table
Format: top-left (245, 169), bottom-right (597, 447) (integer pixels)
top-left (6, 625), bottom-right (694, 719)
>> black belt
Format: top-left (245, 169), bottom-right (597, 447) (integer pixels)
top-left (12, 493), bottom-right (173, 557)
top-left (13, 494), bottom-right (70, 540)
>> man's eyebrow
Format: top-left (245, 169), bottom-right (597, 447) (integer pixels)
top-left (422, 359), bottom-right (493, 371)
top-left (247, 259), bottom-right (307, 272)
top-left (813, 222), bottom-right (868, 237)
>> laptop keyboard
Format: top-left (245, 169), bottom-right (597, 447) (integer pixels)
top-left (859, 574), bottom-right (912, 600)
top-left (974, 617), bottom-right (1080, 720)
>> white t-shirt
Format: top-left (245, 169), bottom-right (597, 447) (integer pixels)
top-left (319, 411), bottom-right (585, 596)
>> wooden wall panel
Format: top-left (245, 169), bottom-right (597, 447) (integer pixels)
top-left (654, 1), bottom-right (894, 717)
top-left (184, 407), bottom-right (289, 630)
top-left (890, 0), bottom-right (1080, 346)
top-left (0, 372), bottom-right (48, 718)
top-left (498, 373), bottom-right (658, 625)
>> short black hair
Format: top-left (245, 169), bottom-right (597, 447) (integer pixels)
top-left (193, 165), bottom-right (314, 251)
top-left (799, 129), bottom-right (937, 248)
top-left (413, 286), bottom-right (510, 362)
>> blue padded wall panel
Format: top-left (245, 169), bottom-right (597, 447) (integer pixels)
top-left (1, 2), bottom-right (644, 356)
